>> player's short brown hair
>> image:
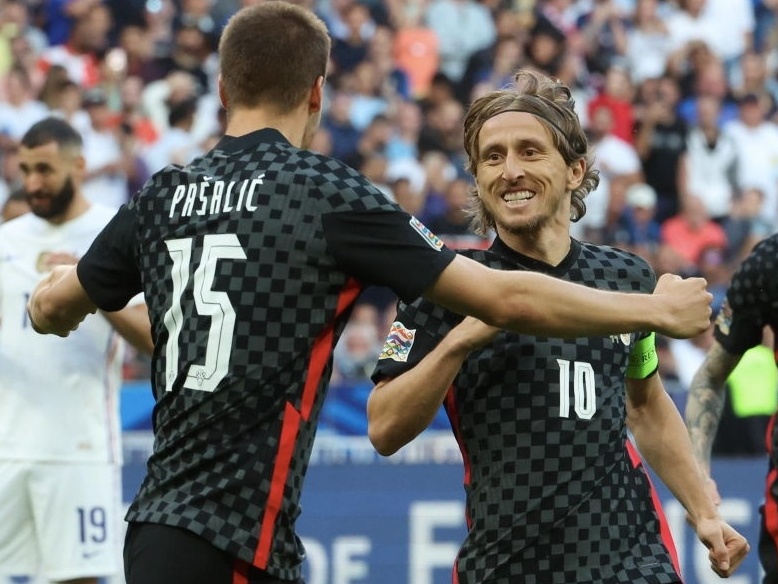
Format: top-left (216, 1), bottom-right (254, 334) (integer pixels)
top-left (219, 2), bottom-right (331, 113)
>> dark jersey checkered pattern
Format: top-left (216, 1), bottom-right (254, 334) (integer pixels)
top-left (713, 233), bottom-right (778, 462)
top-left (374, 238), bottom-right (682, 584)
top-left (76, 128), bottom-right (456, 580)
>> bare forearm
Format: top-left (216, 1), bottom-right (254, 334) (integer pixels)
top-left (101, 304), bottom-right (154, 355)
top-left (28, 266), bottom-right (96, 337)
top-left (685, 343), bottom-right (741, 473)
top-left (368, 329), bottom-right (473, 456)
top-left (426, 258), bottom-right (710, 339)
top-left (630, 387), bottom-right (719, 525)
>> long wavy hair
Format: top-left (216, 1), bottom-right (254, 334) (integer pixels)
top-left (462, 69), bottom-right (599, 236)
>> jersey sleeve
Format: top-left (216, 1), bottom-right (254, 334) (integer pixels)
top-left (322, 210), bottom-right (456, 304)
top-left (714, 238), bottom-right (774, 355)
top-left (76, 204), bottom-right (143, 312)
top-left (371, 297), bottom-right (461, 382)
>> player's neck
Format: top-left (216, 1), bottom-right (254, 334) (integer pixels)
top-left (497, 224), bottom-right (572, 267)
top-left (225, 107), bottom-right (308, 148)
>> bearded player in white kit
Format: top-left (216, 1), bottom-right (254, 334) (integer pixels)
top-left (0, 117), bottom-right (152, 584)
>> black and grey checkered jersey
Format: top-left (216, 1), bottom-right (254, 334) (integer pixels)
top-left (76, 128), bottom-right (456, 579)
top-left (373, 237), bottom-right (682, 584)
top-left (713, 233), bottom-right (778, 464)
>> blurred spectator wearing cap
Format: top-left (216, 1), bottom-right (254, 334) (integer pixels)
top-left (611, 182), bottom-right (662, 264)
top-left (723, 90), bottom-right (778, 226)
top-left (37, 3), bottom-right (111, 89)
top-left (685, 94), bottom-right (738, 223)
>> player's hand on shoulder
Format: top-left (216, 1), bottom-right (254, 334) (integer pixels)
top-left (652, 273), bottom-right (712, 339)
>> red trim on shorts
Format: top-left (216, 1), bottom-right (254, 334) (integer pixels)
top-left (233, 558), bottom-right (250, 584)
top-left (625, 440), bottom-right (681, 577)
top-left (253, 278), bottom-right (362, 567)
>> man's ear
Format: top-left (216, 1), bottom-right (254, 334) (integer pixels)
top-left (567, 158), bottom-right (585, 191)
top-left (217, 74), bottom-right (228, 110)
top-left (309, 75), bottom-right (324, 114)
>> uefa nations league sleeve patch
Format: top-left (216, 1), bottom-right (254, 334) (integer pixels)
top-left (379, 321), bottom-right (417, 362)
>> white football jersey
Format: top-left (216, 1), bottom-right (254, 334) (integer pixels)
top-left (0, 204), bottom-right (133, 463)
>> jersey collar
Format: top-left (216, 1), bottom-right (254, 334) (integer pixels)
top-left (213, 128), bottom-right (291, 154)
top-left (488, 236), bottom-right (582, 277)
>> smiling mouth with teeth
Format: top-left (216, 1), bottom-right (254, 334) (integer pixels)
top-left (503, 190), bottom-right (534, 202)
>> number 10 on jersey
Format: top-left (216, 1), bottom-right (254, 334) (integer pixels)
top-left (556, 359), bottom-right (596, 420)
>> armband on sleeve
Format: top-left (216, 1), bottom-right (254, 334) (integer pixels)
top-left (626, 333), bottom-right (658, 379)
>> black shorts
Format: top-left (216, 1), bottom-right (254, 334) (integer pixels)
top-left (124, 522), bottom-right (303, 584)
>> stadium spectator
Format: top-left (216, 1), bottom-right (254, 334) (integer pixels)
top-left (587, 64), bottom-right (636, 144)
top-left (27, 5), bottom-right (717, 583)
top-left (424, 0), bottom-right (496, 86)
top-left (660, 194), bottom-right (728, 274)
top-left (610, 181), bottom-right (662, 264)
top-left (722, 186), bottom-right (774, 265)
top-left (0, 64), bottom-right (48, 152)
top-left (330, 1), bottom-right (373, 78)
top-left (37, 3), bottom-right (112, 89)
top-left (141, 95), bottom-right (201, 171)
top-left (574, 101), bottom-right (641, 243)
top-left (387, 0), bottom-right (439, 99)
top-left (0, 116), bottom-right (151, 584)
top-left (425, 176), bottom-right (488, 249)
top-left (368, 69), bottom-right (749, 583)
top-left (623, 0), bottom-right (673, 85)
top-left (635, 74), bottom-right (689, 223)
top-left (724, 91), bottom-right (778, 226)
top-left (684, 94), bottom-right (738, 222)
top-left (79, 87), bottom-right (129, 208)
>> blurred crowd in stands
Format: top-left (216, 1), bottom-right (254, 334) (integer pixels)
top-left (1, 0), bottom-right (776, 448)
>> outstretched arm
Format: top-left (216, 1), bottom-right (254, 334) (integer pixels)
top-left (627, 374), bottom-right (750, 578)
top-left (425, 255), bottom-right (712, 340)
